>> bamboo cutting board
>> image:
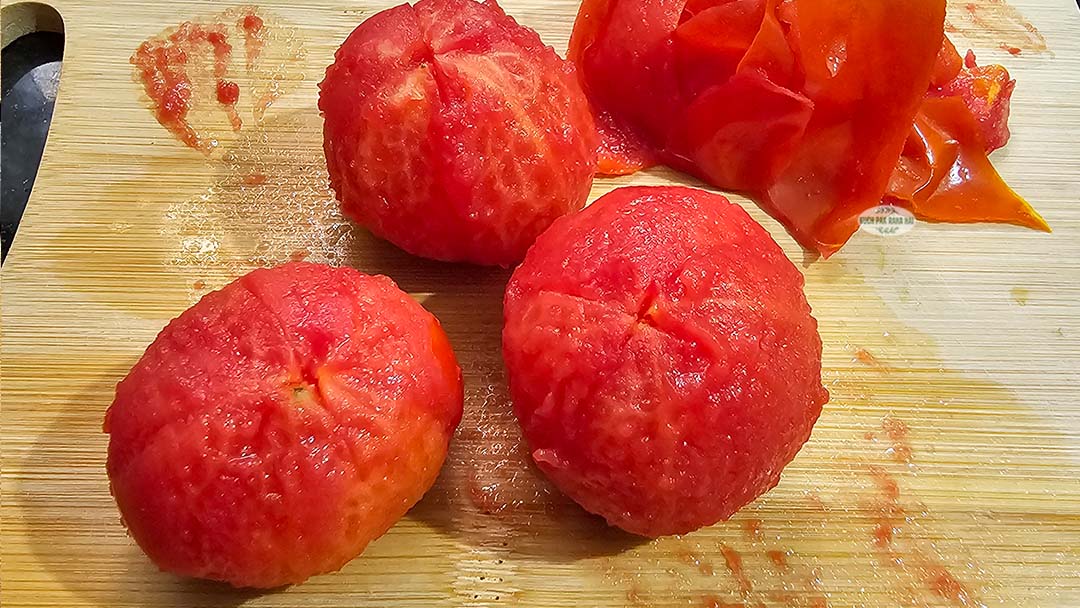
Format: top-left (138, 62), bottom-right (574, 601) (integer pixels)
top-left (2, 0), bottom-right (1079, 606)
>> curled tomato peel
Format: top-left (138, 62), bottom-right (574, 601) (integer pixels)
top-left (569, 0), bottom-right (1049, 255)
top-left (891, 97), bottom-right (1049, 232)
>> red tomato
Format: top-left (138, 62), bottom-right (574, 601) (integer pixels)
top-left (504, 186), bottom-right (827, 537)
top-left (106, 263), bottom-right (463, 587)
top-left (321, 0), bottom-right (598, 266)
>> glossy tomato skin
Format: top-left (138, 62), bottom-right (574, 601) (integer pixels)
top-left (503, 187), bottom-right (828, 537)
top-left (105, 263), bottom-right (463, 588)
top-left (320, 0), bottom-right (598, 266)
top-left (887, 47), bottom-right (1046, 233)
top-left (570, 0), bottom-right (1046, 255)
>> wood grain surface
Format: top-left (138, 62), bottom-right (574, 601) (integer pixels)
top-left (2, 0), bottom-right (1079, 606)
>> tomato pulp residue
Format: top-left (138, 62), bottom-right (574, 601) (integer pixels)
top-left (766, 550), bottom-right (789, 569)
top-left (216, 80), bottom-right (242, 130)
top-left (864, 427), bottom-right (985, 607)
top-left (882, 416), bottom-right (913, 464)
top-left (600, 407), bottom-right (994, 607)
top-left (928, 566), bottom-right (977, 605)
top-left (132, 6), bottom-right (303, 153)
top-left (240, 13), bottom-right (265, 69)
top-left (868, 465), bottom-right (903, 549)
top-left (132, 21), bottom-right (236, 152)
top-left (678, 549), bottom-right (716, 576)
top-left (742, 518), bottom-right (764, 542)
top-left (853, 347), bottom-right (890, 373)
top-left (720, 545), bottom-right (753, 595)
top-left (241, 172), bottom-right (267, 186)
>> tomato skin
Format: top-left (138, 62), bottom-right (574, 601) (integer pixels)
top-left (570, 0), bottom-right (1047, 255)
top-left (763, 0), bottom-right (948, 255)
top-left (888, 97), bottom-right (1049, 233)
top-left (669, 71), bottom-right (812, 191)
top-left (888, 48), bottom-right (1047, 233)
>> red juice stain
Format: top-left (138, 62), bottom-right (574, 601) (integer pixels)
top-left (873, 519), bottom-right (895, 548)
top-left (868, 465), bottom-right (904, 549)
top-left (742, 518), bottom-right (764, 542)
top-left (132, 7), bottom-right (286, 150)
top-left (678, 548), bottom-right (716, 576)
top-left (882, 416), bottom-right (912, 464)
top-left (869, 465), bottom-right (900, 501)
top-left (240, 12), bottom-right (266, 69)
top-left (289, 248), bottom-right (310, 262)
top-left (809, 597), bottom-right (829, 608)
top-left (132, 21), bottom-right (234, 152)
top-left (954, 0), bottom-right (1049, 55)
top-left (766, 550), bottom-right (789, 569)
top-left (927, 566), bottom-right (975, 606)
top-left (964, 2), bottom-right (988, 27)
top-left (767, 591), bottom-right (798, 605)
top-left (242, 172), bottom-right (267, 186)
top-left (853, 347), bottom-right (889, 372)
top-left (720, 544), bottom-right (753, 594)
top-left (193, 279), bottom-right (207, 290)
top-left (804, 493), bottom-right (828, 512)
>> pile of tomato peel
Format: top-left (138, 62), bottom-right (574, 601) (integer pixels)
top-left (569, 0), bottom-right (1050, 256)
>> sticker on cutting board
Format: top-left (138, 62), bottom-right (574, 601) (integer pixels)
top-left (859, 205), bottom-right (917, 237)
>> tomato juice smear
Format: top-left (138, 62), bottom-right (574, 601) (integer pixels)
top-left (240, 13), bottom-right (266, 69)
top-left (608, 414), bottom-right (986, 607)
top-left (131, 8), bottom-right (265, 152)
top-left (866, 453), bottom-right (982, 607)
top-left (678, 548), bottom-right (717, 576)
top-left (721, 544), bottom-right (754, 595)
top-left (742, 518), bottom-right (764, 542)
top-left (132, 22), bottom-right (231, 152)
top-left (765, 550), bottom-right (789, 569)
